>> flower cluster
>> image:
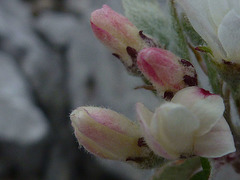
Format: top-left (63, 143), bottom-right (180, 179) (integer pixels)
top-left (71, 87), bottom-right (235, 164)
top-left (70, 2), bottom-right (237, 173)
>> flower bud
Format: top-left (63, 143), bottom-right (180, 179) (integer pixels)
top-left (136, 87), bottom-right (235, 159)
top-left (137, 48), bottom-right (197, 98)
top-left (91, 5), bottom-right (155, 73)
top-left (70, 106), bottom-right (162, 168)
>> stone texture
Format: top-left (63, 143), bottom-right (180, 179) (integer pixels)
top-left (0, 52), bottom-right (49, 145)
top-left (0, 52), bottom-right (49, 179)
top-left (34, 12), bottom-right (79, 47)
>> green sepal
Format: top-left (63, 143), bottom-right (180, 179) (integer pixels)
top-left (152, 157), bottom-right (201, 180)
top-left (190, 158), bottom-right (212, 180)
top-left (195, 46), bottom-right (213, 56)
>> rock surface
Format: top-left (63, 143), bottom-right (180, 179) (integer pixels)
top-left (0, 0), bottom-right (159, 179)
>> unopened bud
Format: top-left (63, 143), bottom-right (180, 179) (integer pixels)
top-left (137, 48), bottom-right (197, 98)
top-left (70, 106), bottom-right (163, 168)
top-left (91, 5), bottom-right (155, 73)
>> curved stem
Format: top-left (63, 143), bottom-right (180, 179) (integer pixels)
top-left (223, 85), bottom-right (234, 131)
top-left (188, 43), bottom-right (208, 75)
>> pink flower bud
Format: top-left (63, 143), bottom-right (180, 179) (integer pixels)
top-left (70, 106), bottom-right (159, 167)
top-left (137, 48), bottom-right (197, 98)
top-left (91, 5), bottom-right (155, 72)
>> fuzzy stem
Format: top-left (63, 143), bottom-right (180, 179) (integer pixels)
top-left (188, 43), bottom-right (208, 75)
top-left (223, 86), bottom-right (234, 132)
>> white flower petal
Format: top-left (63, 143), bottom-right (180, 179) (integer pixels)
top-left (208, 0), bottom-right (230, 27)
top-left (228, 0), bottom-right (240, 14)
top-left (194, 117), bottom-right (236, 158)
top-left (136, 103), bottom-right (153, 127)
top-left (171, 87), bottom-right (225, 136)
top-left (218, 10), bottom-right (240, 61)
top-left (151, 103), bottom-right (199, 158)
top-left (136, 103), bottom-right (174, 159)
top-left (176, 0), bottom-right (226, 59)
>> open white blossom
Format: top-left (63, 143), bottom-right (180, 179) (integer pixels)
top-left (136, 87), bottom-right (236, 159)
top-left (176, 0), bottom-right (240, 63)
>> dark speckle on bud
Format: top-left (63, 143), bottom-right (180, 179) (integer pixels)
top-left (126, 46), bottom-right (138, 59)
top-left (126, 157), bottom-right (145, 163)
top-left (139, 31), bottom-right (147, 40)
top-left (139, 31), bottom-right (157, 47)
top-left (164, 91), bottom-right (174, 101)
top-left (180, 154), bottom-right (195, 159)
top-left (126, 47), bottom-right (139, 74)
top-left (138, 137), bottom-right (147, 147)
top-left (112, 53), bottom-right (120, 59)
top-left (222, 59), bottom-right (233, 65)
top-left (180, 59), bottom-right (194, 67)
top-left (183, 75), bottom-right (198, 86)
top-left (180, 155), bottom-right (187, 159)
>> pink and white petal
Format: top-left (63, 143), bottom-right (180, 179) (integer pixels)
top-left (137, 48), bottom-right (185, 94)
top-left (151, 103), bottom-right (199, 157)
top-left (176, 0), bottom-right (226, 59)
top-left (73, 123), bottom-right (118, 159)
top-left (136, 103), bottom-right (174, 159)
top-left (72, 107), bottom-right (140, 137)
top-left (71, 110), bottom-right (145, 161)
top-left (218, 10), bottom-right (240, 62)
top-left (90, 22), bottom-right (133, 66)
top-left (194, 117), bottom-right (236, 158)
top-left (136, 103), bottom-right (154, 127)
top-left (143, 126), bottom-right (176, 160)
top-left (90, 22), bottom-right (118, 47)
top-left (172, 87), bottom-right (225, 136)
top-left (208, 0), bottom-right (230, 27)
top-left (91, 5), bottom-right (144, 48)
top-left (90, 5), bottom-right (134, 38)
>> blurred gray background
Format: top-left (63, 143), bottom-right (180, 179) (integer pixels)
top-left (0, 0), bottom-right (160, 179)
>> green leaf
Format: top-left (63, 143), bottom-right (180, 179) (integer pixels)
top-left (190, 171), bottom-right (208, 180)
top-left (152, 157), bottom-right (201, 180)
top-left (167, 0), bottom-right (189, 60)
top-left (181, 15), bottom-right (205, 46)
top-left (190, 158), bottom-right (212, 180)
top-left (122, 0), bottom-right (189, 60)
top-left (122, 0), bottom-right (169, 47)
top-left (204, 55), bottom-right (223, 96)
top-left (201, 158), bottom-right (211, 173)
